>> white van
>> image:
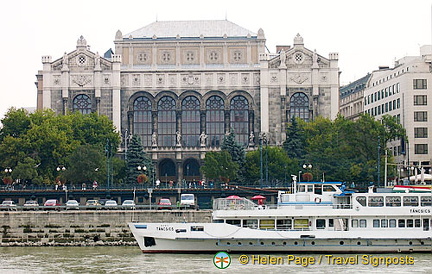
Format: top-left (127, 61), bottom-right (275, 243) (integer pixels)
top-left (180, 194), bottom-right (195, 208)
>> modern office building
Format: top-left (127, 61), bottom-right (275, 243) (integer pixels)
top-left (35, 20), bottom-right (340, 183)
top-left (339, 74), bottom-right (370, 120)
top-left (361, 46), bottom-right (432, 178)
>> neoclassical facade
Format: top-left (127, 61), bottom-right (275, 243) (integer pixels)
top-left (36, 20), bottom-right (339, 183)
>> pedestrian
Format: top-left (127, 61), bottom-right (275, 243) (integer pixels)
top-left (93, 180), bottom-right (98, 190)
top-left (82, 182), bottom-right (86, 190)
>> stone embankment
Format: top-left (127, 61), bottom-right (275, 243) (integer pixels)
top-left (0, 210), bottom-right (212, 246)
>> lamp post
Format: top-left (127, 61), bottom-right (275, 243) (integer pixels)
top-left (138, 165), bottom-right (147, 188)
top-left (56, 166), bottom-right (67, 201)
top-left (302, 163), bottom-right (313, 182)
top-left (4, 168), bottom-right (12, 174)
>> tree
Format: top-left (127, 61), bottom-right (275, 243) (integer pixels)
top-left (201, 151), bottom-right (238, 185)
top-left (63, 144), bottom-right (105, 186)
top-left (221, 130), bottom-right (246, 183)
top-left (11, 157), bottom-right (38, 185)
top-left (125, 135), bottom-right (153, 185)
top-left (283, 116), bottom-right (305, 160)
top-left (244, 146), bottom-right (296, 186)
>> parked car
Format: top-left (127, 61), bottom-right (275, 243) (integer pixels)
top-left (104, 200), bottom-right (118, 209)
top-left (157, 198), bottom-right (172, 210)
top-left (122, 200), bottom-right (136, 209)
top-left (0, 200), bottom-right (17, 211)
top-left (65, 200), bottom-right (80, 210)
top-left (43, 199), bottom-right (60, 209)
top-left (85, 200), bottom-right (101, 209)
top-left (23, 200), bottom-right (39, 210)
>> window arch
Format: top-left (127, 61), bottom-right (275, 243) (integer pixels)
top-left (133, 96), bottom-right (152, 147)
top-left (157, 96), bottom-right (176, 146)
top-left (206, 95), bottom-right (225, 147)
top-left (181, 96), bottom-right (200, 147)
top-left (289, 92), bottom-right (310, 121)
top-left (73, 94), bottom-right (92, 114)
top-left (230, 95), bottom-right (249, 145)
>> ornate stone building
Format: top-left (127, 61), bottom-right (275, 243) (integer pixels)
top-left (35, 20), bottom-right (339, 184)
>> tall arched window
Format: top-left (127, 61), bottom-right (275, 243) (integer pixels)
top-left (230, 95), bottom-right (249, 145)
top-left (157, 96), bottom-right (176, 146)
top-left (181, 96), bottom-right (200, 147)
top-left (133, 96), bottom-right (152, 147)
top-left (289, 92), bottom-right (310, 121)
top-left (206, 95), bottom-right (225, 147)
top-left (73, 94), bottom-right (92, 114)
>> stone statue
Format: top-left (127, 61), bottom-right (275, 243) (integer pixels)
top-left (151, 132), bottom-right (157, 146)
top-left (95, 52), bottom-right (101, 69)
top-left (279, 50), bottom-right (286, 66)
top-left (176, 131), bottom-right (182, 146)
top-left (249, 131), bottom-right (255, 145)
top-left (62, 52), bottom-right (69, 70)
top-left (199, 131), bottom-right (208, 146)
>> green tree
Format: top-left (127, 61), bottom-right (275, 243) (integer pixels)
top-left (201, 151), bottom-right (238, 185)
top-left (125, 135), bottom-right (153, 185)
top-left (221, 130), bottom-right (246, 183)
top-left (63, 144), bottom-right (105, 186)
top-left (283, 116), bottom-right (305, 160)
top-left (244, 146), bottom-right (296, 186)
top-left (11, 157), bottom-right (38, 185)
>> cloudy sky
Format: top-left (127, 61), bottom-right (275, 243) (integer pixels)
top-left (0, 0), bottom-right (430, 119)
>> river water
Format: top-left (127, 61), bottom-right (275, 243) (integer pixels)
top-left (0, 246), bottom-right (430, 273)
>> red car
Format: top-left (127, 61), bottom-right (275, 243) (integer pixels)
top-left (44, 199), bottom-right (60, 207)
top-left (157, 198), bottom-right (172, 210)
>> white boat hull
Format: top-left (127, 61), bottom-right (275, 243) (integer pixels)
top-left (129, 222), bottom-right (432, 253)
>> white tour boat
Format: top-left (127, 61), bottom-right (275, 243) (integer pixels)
top-left (129, 181), bottom-right (432, 253)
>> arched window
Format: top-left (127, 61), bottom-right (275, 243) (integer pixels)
top-left (159, 159), bottom-right (176, 184)
top-left (181, 96), bottom-right (200, 147)
top-left (230, 95), bottom-right (249, 145)
top-left (133, 96), bottom-right (152, 147)
top-left (289, 92), bottom-right (310, 121)
top-left (206, 96), bottom-right (225, 147)
top-left (157, 96), bottom-right (176, 146)
top-left (73, 94), bottom-right (92, 114)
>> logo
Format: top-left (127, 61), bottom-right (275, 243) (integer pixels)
top-left (213, 252), bottom-right (231, 269)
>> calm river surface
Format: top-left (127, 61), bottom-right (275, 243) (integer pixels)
top-left (0, 246), bottom-right (430, 273)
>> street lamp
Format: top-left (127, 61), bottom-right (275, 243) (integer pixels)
top-left (56, 166), bottom-right (66, 172)
top-left (302, 163), bottom-right (313, 182)
top-left (4, 168), bottom-right (12, 174)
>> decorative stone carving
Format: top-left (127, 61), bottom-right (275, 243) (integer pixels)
top-left (72, 75), bottom-right (92, 87)
top-left (290, 73), bottom-right (308, 84)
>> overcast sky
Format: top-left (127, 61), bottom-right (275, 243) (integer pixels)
top-left (0, 0), bottom-right (430, 119)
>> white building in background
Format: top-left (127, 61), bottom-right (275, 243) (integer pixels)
top-left (36, 20), bottom-right (340, 183)
top-left (363, 45), bottom-right (432, 177)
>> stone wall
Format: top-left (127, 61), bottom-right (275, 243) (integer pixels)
top-left (0, 210), bottom-right (212, 246)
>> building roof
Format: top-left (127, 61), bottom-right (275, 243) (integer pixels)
top-left (124, 20), bottom-right (257, 39)
top-left (340, 74), bottom-right (371, 98)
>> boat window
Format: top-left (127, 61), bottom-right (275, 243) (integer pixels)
top-left (226, 220), bottom-right (241, 226)
top-left (421, 196), bottom-right (432, 206)
top-left (368, 196), bottom-right (384, 207)
top-left (351, 219), bottom-right (358, 228)
top-left (276, 219), bottom-right (292, 230)
top-left (398, 219), bottom-right (405, 228)
top-left (314, 185), bottom-right (322, 195)
top-left (403, 196), bottom-right (419, 206)
top-left (260, 219), bottom-right (275, 230)
top-left (356, 196), bottom-right (366, 206)
top-left (294, 219), bottom-right (309, 230)
top-left (316, 219), bottom-right (326, 229)
top-left (385, 196), bottom-right (401, 207)
top-left (328, 219), bottom-right (334, 228)
top-left (415, 219), bottom-right (421, 228)
top-left (407, 219), bottom-right (414, 228)
top-left (381, 219), bottom-right (388, 228)
top-left (389, 219), bottom-right (397, 227)
top-left (298, 185), bottom-right (306, 192)
top-left (175, 229), bottom-right (187, 233)
top-left (307, 185), bottom-right (313, 193)
top-left (373, 219), bottom-right (380, 228)
top-left (323, 185), bottom-right (335, 192)
top-left (191, 226), bottom-right (204, 231)
top-left (359, 219), bottom-right (367, 228)
top-left (243, 219), bottom-right (258, 229)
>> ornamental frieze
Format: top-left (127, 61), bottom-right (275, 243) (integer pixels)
top-left (71, 74), bottom-right (93, 87)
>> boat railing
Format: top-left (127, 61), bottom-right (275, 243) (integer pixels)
top-left (213, 198), bottom-right (258, 210)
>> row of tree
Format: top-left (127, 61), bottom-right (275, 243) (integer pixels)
top-left (202, 114), bottom-right (406, 186)
top-left (0, 108), bottom-right (406, 188)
